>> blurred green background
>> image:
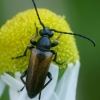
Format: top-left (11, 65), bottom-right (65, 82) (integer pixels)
top-left (0, 0), bottom-right (99, 100)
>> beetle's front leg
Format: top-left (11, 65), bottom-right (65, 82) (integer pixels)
top-left (31, 23), bottom-right (38, 39)
top-left (51, 40), bottom-right (58, 47)
top-left (12, 45), bottom-right (34, 59)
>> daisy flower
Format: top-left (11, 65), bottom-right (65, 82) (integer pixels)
top-left (0, 9), bottom-right (80, 100)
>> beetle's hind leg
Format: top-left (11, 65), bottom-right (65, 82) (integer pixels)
top-left (20, 70), bottom-right (27, 85)
top-left (43, 72), bottom-right (52, 89)
top-left (18, 86), bottom-right (25, 92)
top-left (38, 72), bottom-right (52, 100)
top-left (38, 92), bottom-right (41, 100)
top-left (12, 45), bottom-right (34, 59)
top-left (18, 70), bottom-right (27, 92)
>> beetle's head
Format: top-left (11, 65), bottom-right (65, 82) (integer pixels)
top-left (39, 28), bottom-right (53, 38)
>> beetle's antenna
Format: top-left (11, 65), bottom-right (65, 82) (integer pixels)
top-left (32, 0), bottom-right (45, 28)
top-left (51, 29), bottom-right (96, 46)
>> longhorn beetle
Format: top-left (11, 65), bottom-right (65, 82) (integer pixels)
top-left (12, 0), bottom-right (96, 99)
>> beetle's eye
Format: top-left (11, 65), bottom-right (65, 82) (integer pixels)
top-left (39, 29), bottom-right (44, 36)
top-left (48, 31), bottom-right (53, 37)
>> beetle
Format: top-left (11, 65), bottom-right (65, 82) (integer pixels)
top-left (12, 0), bottom-right (96, 99)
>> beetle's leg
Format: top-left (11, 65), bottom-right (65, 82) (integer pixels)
top-left (54, 32), bottom-right (62, 41)
top-left (51, 40), bottom-right (58, 47)
top-left (30, 23), bottom-right (38, 45)
top-left (43, 72), bottom-right (52, 89)
top-left (31, 23), bottom-right (38, 39)
top-left (18, 86), bottom-right (25, 92)
top-left (18, 70), bottom-right (27, 92)
top-left (50, 50), bottom-right (66, 65)
top-left (30, 33), bottom-right (38, 40)
top-left (38, 72), bottom-right (52, 99)
top-left (30, 39), bottom-right (37, 46)
top-left (20, 70), bottom-right (27, 85)
top-left (12, 45), bottom-right (34, 59)
top-left (51, 33), bottom-right (62, 47)
top-left (38, 92), bottom-right (41, 100)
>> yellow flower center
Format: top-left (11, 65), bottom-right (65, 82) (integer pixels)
top-left (0, 9), bottom-right (79, 74)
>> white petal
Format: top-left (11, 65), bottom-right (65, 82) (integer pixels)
top-left (0, 78), bottom-right (5, 97)
top-left (14, 72), bottom-right (22, 81)
top-left (18, 63), bottom-right (59, 100)
top-left (49, 92), bottom-right (60, 100)
top-left (9, 87), bottom-right (19, 100)
top-left (55, 60), bottom-right (80, 100)
top-left (18, 88), bottom-right (29, 100)
top-left (1, 73), bottom-right (23, 91)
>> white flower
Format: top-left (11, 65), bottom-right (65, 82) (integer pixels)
top-left (0, 60), bottom-right (80, 100)
top-left (0, 78), bottom-right (5, 97)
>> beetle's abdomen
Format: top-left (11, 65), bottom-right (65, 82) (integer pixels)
top-left (26, 48), bottom-right (53, 97)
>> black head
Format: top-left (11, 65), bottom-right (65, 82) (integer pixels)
top-left (31, 0), bottom-right (96, 46)
top-left (39, 28), bottom-right (53, 38)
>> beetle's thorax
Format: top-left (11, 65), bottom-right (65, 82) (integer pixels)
top-left (36, 36), bottom-right (51, 51)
